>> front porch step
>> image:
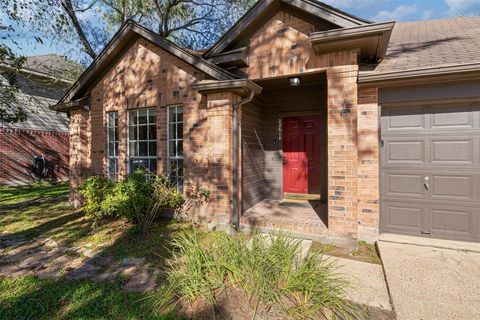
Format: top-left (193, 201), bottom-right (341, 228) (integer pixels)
top-left (283, 192), bottom-right (321, 201)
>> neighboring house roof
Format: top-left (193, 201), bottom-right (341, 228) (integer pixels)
top-left (360, 16), bottom-right (480, 83)
top-left (58, 21), bottom-right (237, 106)
top-left (23, 54), bottom-right (83, 82)
top-left (1, 54), bottom-right (82, 132)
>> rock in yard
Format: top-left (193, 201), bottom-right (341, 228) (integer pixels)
top-left (207, 222), bottom-right (217, 231)
top-left (92, 255), bottom-right (115, 267)
top-left (44, 239), bottom-right (59, 249)
top-left (123, 267), bottom-right (160, 292)
top-left (76, 247), bottom-right (100, 258)
top-left (122, 257), bottom-right (145, 266)
top-left (66, 263), bottom-right (101, 280)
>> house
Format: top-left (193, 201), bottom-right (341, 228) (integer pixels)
top-left (52, 0), bottom-right (480, 244)
top-left (0, 54), bottom-right (82, 185)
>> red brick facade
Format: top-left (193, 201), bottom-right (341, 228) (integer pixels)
top-left (0, 128), bottom-right (69, 185)
top-left (67, 6), bottom-right (382, 241)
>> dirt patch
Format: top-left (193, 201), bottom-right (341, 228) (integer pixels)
top-left (175, 287), bottom-right (329, 320)
top-left (311, 241), bottom-right (382, 265)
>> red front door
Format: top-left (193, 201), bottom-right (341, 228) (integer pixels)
top-left (282, 116), bottom-right (322, 194)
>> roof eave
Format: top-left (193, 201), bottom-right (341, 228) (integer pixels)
top-left (59, 21), bottom-right (235, 105)
top-left (310, 21), bottom-right (395, 62)
top-left (359, 63), bottom-right (480, 87)
top-left (192, 79), bottom-right (263, 97)
top-left (50, 97), bottom-right (90, 113)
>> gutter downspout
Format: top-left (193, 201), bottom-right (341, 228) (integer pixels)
top-left (232, 89), bottom-right (256, 229)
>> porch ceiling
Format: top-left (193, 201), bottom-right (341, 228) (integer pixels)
top-left (253, 72), bottom-right (327, 91)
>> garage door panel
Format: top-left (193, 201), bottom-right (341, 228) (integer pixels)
top-left (431, 175), bottom-right (474, 201)
top-left (385, 173), bottom-right (425, 198)
top-left (382, 107), bottom-right (426, 131)
top-left (385, 140), bottom-right (425, 164)
top-left (382, 202), bottom-right (424, 233)
top-left (431, 139), bottom-right (474, 164)
top-left (381, 104), bottom-right (480, 242)
top-left (430, 207), bottom-right (477, 240)
top-left (431, 105), bottom-right (474, 129)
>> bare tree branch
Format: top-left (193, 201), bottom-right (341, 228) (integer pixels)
top-left (61, 0), bottom-right (97, 59)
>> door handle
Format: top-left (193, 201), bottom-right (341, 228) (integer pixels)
top-left (424, 176), bottom-right (430, 190)
top-left (283, 156), bottom-right (287, 165)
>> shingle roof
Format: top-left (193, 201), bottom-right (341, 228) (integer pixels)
top-left (24, 54), bottom-right (84, 82)
top-left (364, 16), bottom-right (480, 75)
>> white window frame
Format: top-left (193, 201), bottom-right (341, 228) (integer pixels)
top-left (127, 108), bottom-right (157, 174)
top-left (167, 105), bottom-right (183, 188)
top-left (106, 111), bottom-right (119, 181)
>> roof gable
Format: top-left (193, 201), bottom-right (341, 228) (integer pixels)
top-left (203, 0), bottom-right (371, 57)
top-left (59, 21), bottom-right (235, 104)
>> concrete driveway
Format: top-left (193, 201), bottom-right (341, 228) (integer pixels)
top-left (378, 235), bottom-right (480, 320)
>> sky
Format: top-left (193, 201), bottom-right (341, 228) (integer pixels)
top-left (2, 0), bottom-right (480, 64)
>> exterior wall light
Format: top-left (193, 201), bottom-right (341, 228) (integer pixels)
top-left (288, 76), bottom-right (301, 86)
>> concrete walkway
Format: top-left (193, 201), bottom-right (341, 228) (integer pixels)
top-left (378, 237), bottom-right (480, 320)
top-left (331, 255), bottom-right (393, 319)
top-left (248, 234), bottom-right (393, 318)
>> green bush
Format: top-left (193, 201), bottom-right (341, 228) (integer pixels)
top-left (78, 175), bottom-right (114, 220)
top-left (79, 170), bottom-right (186, 233)
top-left (155, 230), bottom-right (363, 319)
top-left (103, 169), bottom-right (153, 223)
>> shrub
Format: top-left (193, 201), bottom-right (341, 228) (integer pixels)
top-left (79, 169), bottom-right (187, 234)
top-left (155, 230), bottom-right (363, 319)
top-left (78, 175), bottom-right (114, 220)
top-left (123, 172), bottom-right (185, 235)
top-left (103, 169), bottom-right (153, 223)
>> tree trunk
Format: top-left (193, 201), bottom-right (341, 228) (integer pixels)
top-left (61, 0), bottom-right (97, 59)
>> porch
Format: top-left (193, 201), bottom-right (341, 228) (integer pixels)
top-left (240, 199), bottom-right (328, 236)
top-left (240, 73), bottom-right (332, 237)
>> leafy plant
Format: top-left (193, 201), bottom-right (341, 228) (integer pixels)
top-left (102, 169), bottom-right (153, 224)
top-left (79, 169), bottom-right (187, 234)
top-left (123, 171), bottom-right (185, 235)
top-left (155, 230), bottom-right (363, 319)
top-left (78, 175), bottom-right (114, 220)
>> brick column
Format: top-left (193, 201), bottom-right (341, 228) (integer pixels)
top-left (69, 109), bottom-right (90, 208)
top-left (326, 65), bottom-right (359, 237)
top-left (202, 92), bottom-right (240, 225)
top-left (357, 87), bottom-right (380, 242)
top-left (183, 91), bottom-right (240, 225)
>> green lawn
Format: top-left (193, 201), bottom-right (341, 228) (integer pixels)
top-left (0, 181), bottom-right (193, 267)
top-left (0, 182), bottom-right (193, 319)
top-left (0, 276), bottom-right (176, 320)
top-left (0, 182), bottom-right (69, 205)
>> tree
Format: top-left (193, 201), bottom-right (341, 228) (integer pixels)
top-left (60, 0), bottom-right (98, 59)
top-left (100, 0), bottom-right (253, 49)
top-left (0, 2), bottom-right (28, 124)
top-left (0, 46), bottom-right (27, 124)
top-left (4, 0), bottom-right (255, 64)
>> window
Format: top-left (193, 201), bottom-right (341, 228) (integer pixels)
top-left (128, 108), bottom-right (157, 174)
top-left (168, 105), bottom-right (183, 188)
top-left (106, 111), bottom-right (119, 181)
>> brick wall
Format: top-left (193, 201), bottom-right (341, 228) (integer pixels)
top-left (0, 128), bottom-right (69, 185)
top-left (236, 6), bottom-right (370, 238)
top-left (67, 7), bottom-right (384, 239)
top-left (69, 38), bottom-right (238, 224)
top-left (357, 87), bottom-right (380, 241)
top-left (69, 109), bottom-right (90, 207)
